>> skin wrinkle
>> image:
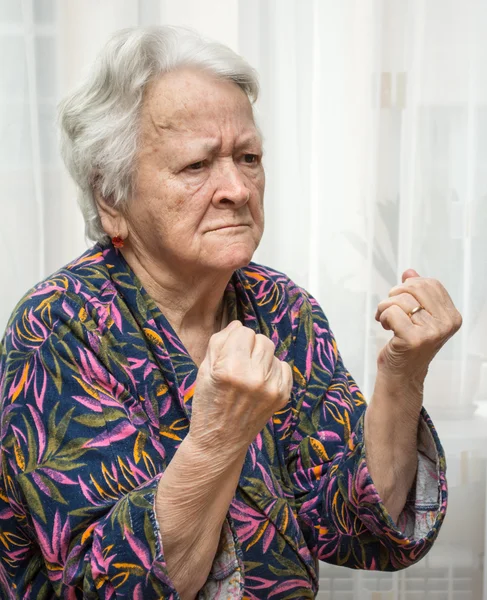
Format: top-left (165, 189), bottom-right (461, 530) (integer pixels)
top-left (96, 68), bottom-right (265, 364)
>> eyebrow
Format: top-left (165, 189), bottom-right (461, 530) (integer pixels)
top-left (193, 134), bottom-right (264, 153)
top-left (234, 134), bottom-right (263, 150)
top-left (156, 123), bottom-right (263, 153)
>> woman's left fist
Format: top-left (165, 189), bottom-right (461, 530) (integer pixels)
top-left (375, 269), bottom-right (463, 381)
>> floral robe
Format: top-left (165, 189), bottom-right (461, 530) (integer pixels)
top-left (0, 244), bottom-right (447, 599)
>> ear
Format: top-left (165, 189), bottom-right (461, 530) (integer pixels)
top-left (94, 187), bottom-right (128, 240)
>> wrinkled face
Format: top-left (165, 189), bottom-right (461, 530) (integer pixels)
top-left (124, 68), bottom-right (265, 275)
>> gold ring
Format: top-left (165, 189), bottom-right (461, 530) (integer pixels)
top-left (408, 305), bottom-right (424, 318)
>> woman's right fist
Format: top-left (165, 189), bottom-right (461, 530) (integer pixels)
top-left (188, 320), bottom-right (293, 455)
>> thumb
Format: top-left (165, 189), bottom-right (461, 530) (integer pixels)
top-left (402, 268), bottom-right (420, 283)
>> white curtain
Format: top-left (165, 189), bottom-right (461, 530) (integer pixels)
top-left (1, 1), bottom-right (486, 598)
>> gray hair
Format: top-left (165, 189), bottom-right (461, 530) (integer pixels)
top-left (58, 26), bottom-right (260, 243)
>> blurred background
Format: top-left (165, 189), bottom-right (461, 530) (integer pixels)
top-left (1, 0), bottom-right (486, 598)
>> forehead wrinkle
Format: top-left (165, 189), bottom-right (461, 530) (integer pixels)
top-left (144, 97), bottom-right (259, 155)
top-left (156, 125), bottom-right (222, 154)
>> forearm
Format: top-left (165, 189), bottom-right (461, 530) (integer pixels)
top-left (364, 370), bottom-right (424, 523)
top-left (156, 435), bottom-right (246, 599)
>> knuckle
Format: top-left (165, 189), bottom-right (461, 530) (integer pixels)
top-left (380, 304), bottom-right (398, 322)
top-left (209, 367), bottom-right (233, 386)
top-left (246, 376), bottom-right (264, 393)
top-left (282, 360), bottom-right (292, 377)
top-left (425, 329), bottom-right (439, 345)
top-left (440, 321), bottom-right (453, 337)
top-left (406, 293), bottom-right (420, 305)
top-left (208, 362), bottom-right (242, 387)
top-left (256, 334), bottom-right (275, 350)
top-left (411, 277), bottom-right (427, 290)
top-left (241, 325), bottom-right (256, 336)
top-left (208, 331), bottom-right (221, 346)
top-left (437, 317), bottom-right (457, 339)
top-left (265, 381), bottom-right (280, 398)
top-left (277, 394), bottom-right (290, 410)
top-left (400, 292), bottom-right (414, 302)
top-left (426, 277), bottom-right (444, 293)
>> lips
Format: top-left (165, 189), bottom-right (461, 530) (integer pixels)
top-left (210, 224), bottom-right (249, 231)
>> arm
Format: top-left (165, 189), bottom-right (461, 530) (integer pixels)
top-left (287, 291), bottom-right (447, 571)
top-left (369, 268), bottom-right (463, 523)
top-left (0, 308), bottom-right (247, 598)
top-left (157, 319), bottom-right (292, 597)
top-left (0, 369), bottom-right (246, 600)
top-left (364, 372), bottom-right (423, 523)
top-left (0, 306), bottom-right (291, 598)
top-left (0, 331), bottom-right (186, 599)
top-left (156, 436), bottom-right (247, 599)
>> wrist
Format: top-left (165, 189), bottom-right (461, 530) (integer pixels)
top-left (374, 366), bottom-right (424, 405)
top-left (184, 432), bottom-right (248, 470)
top-left (375, 365), bottom-right (426, 390)
top-left (376, 358), bottom-right (428, 394)
top-left (156, 435), bottom-right (245, 536)
top-left (370, 370), bottom-right (424, 431)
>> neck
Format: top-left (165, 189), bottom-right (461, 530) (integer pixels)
top-left (120, 246), bottom-right (230, 335)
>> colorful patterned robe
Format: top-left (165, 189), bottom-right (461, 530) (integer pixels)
top-left (0, 244), bottom-right (447, 599)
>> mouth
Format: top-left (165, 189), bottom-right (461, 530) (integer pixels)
top-left (209, 224), bottom-right (250, 232)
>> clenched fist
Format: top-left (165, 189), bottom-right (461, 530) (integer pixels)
top-left (188, 320), bottom-right (293, 454)
top-left (375, 269), bottom-right (463, 382)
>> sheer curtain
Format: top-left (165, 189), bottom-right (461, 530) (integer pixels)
top-left (1, 1), bottom-right (486, 598)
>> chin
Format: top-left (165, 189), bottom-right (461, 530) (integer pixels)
top-left (209, 243), bottom-right (256, 272)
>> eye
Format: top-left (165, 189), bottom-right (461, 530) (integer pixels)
top-left (243, 154), bottom-right (259, 164)
top-left (187, 161), bottom-right (205, 171)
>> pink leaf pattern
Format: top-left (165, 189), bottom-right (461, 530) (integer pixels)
top-left (0, 244), bottom-right (447, 598)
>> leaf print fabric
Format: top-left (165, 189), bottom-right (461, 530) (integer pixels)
top-left (0, 244), bottom-right (447, 599)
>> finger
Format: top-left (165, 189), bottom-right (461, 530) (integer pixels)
top-left (390, 278), bottom-right (459, 322)
top-left (379, 305), bottom-right (416, 337)
top-left (281, 360), bottom-right (293, 397)
top-left (275, 359), bottom-right (293, 406)
top-left (209, 319), bottom-right (242, 351)
top-left (375, 292), bottom-right (431, 323)
top-left (251, 334), bottom-right (276, 374)
top-left (380, 275), bottom-right (462, 351)
top-left (223, 324), bottom-right (262, 363)
top-left (388, 279), bottom-right (439, 316)
top-left (223, 319), bottom-right (242, 333)
top-left (208, 320), bottom-right (251, 356)
top-left (402, 268), bottom-right (420, 283)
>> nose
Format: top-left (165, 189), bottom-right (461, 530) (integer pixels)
top-left (211, 159), bottom-right (250, 209)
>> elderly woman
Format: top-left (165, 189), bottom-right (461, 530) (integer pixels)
top-left (0, 26), bottom-right (461, 600)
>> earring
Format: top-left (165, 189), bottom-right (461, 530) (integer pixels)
top-left (112, 235), bottom-right (125, 249)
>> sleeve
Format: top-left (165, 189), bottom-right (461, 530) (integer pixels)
top-left (286, 291), bottom-right (447, 571)
top-left (0, 319), bottom-right (243, 598)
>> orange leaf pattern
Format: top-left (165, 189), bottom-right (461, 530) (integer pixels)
top-left (0, 244), bottom-right (447, 599)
